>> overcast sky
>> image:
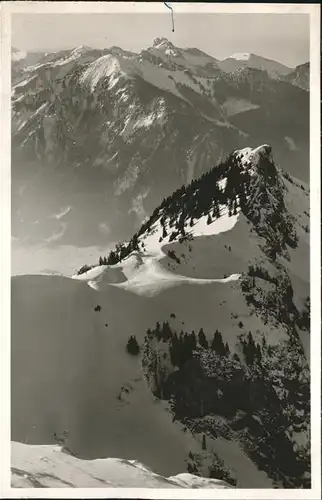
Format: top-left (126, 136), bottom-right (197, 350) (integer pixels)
top-left (12, 13), bottom-right (309, 67)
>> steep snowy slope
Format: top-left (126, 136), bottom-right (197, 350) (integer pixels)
top-left (11, 145), bottom-right (310, 488)
top-left (11, 442), bottom-right (231, 488)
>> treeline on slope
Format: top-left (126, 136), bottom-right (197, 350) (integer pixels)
top-left (142, 321), bottom-right (310, 488)
top-left (142, 322), bottom-right (264, 403)
top-left (145, 321), bottom-right (234, 368)
top-left (77, 149), bottom-right (298, 275)
top-left (241, 262), bottom-right (310, 332)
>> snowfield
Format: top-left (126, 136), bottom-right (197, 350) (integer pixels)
top-left (230, 53), bottom-right (252, 61)
top-left (73, 204), bottom-right (241, 297)
top-left (11, 442), bottom-right (231, 489)
top-left (221, 97), bottom-right (260, 117)
top-left (79, 54), bottom-right (134, 92)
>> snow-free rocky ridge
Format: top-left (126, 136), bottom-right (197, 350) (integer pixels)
top-left (11, 145), bottom-right (310, 488)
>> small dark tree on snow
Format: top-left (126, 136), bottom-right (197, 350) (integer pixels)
top-left (211, 330), bottom-right (226, 356)
top-left (243, 331), bottom-right (256, 365)
top-left (202, 434), bottom-right (207, 450)
top-left (190, 330), bottom-right (197, 351)
top-left (233, 353), bottom-right (240, 363)
top-left (161, 321), bottom-right (172, 341)
top-left (155, 322), bottom-right (161, 341)
top-left (77, 264), bottom-right (93, 275)
top-left (126, 335), bottom-right (140, 355)
top-left (198, 328), bottom-right (208, 349)
top-left (207, 213), bottom-right (212, 225)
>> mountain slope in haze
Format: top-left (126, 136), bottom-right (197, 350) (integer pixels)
top-left (218, 53), bottom-right (292, 77)
top-left (11, 40), bottom-right (309, 250)
top-left (283, 62), bottom-right (309, 91)
top-left (11, 145), bottom-right (310, 488)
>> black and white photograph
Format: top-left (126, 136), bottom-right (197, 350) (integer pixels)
top-left (1, 1), bottom-right (321, 497)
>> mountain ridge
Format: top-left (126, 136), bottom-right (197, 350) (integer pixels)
top-left (11, 40), bottom-right (309, 251)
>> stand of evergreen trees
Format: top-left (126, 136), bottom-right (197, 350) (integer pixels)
top-left (145, 321), bottom-right (266, 369)
top-left (142, 320), bottom-right (309, 488)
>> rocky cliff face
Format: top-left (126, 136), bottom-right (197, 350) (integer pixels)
top-left (283, 62), bottom-right (309, 91)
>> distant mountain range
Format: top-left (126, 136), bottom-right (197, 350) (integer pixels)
top-left (218, 51), bottom-right (293, 77)
top-left (11, 39), bottom-right (309, 249)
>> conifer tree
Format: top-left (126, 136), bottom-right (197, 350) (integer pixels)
top-left (155, 322), bottom-right (161, 341)
top-left (170, 332), bottom-right (180, 366)
top-left (198, 328), bottom-right (208, 349)
top-left (190, 330), bottom-right (197, 351)
top-left (126, 335), bottom-right (140, 355)
top-left (211, 330), bottom-right (225, 355)
top-left (256, 343), bottom-right (262, 363)
top-left (233, 353), bottom-right (240, 363)
top-left (161, 321), bottom-right (172, 341)
top-left (244, 331), bottom-right (256, 365)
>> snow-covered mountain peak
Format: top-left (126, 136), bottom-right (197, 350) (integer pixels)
top-left (79, 53), bottom-right (133, 91)
top-left (74, 44), bottom-right (92, 52)
top-left (11, 49), bottom-right (28, 61)
top-left (152, 37), bottom-right (175, 49)
top-left (230, 52), bottom-right (252, 61)
top-left (235, 144), bottom-right (273, 170)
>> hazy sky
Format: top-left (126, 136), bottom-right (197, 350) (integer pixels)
top-left (12, 13), bottom-right (309, 67)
